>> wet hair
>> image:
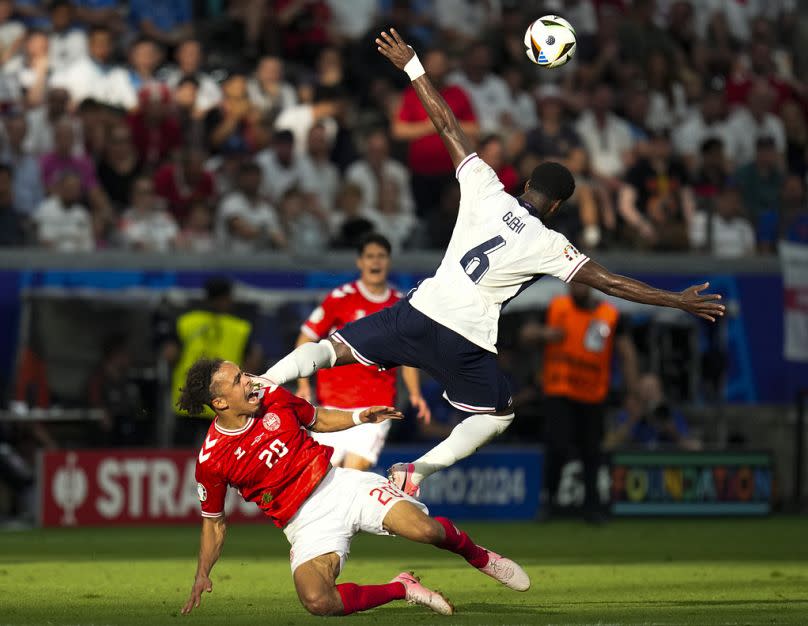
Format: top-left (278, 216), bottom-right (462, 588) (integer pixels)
top-left (357, 233), bottom-right (391, 256)
top-left (177, 358), bottom-right (224, 415)
top-left (529, 161), bottom-right (576, 202)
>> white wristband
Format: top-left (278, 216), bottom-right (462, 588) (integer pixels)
top-left (352, 409), bottom-right (363, 426)
top-left (404, 52), bottom-right (425, 81)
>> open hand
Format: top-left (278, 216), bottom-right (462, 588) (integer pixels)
top-left (360, 406), bottom-right (404, 424)
top-left (678, 282), bottom-right (725, 322)
top-left (181, 575), bottom-right (212, 615)
top-left (375, 28), bottom-right (415, 70)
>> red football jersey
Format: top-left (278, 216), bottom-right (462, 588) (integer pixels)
top-left (397, 84), bottom-right (476, 175)
top-left (302, 281), bottom-right (402, 409)
top-left (195, 385), bottom-right (333, 528)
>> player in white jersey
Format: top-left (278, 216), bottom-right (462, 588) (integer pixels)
top-left (264, 29), bottom-right (725, 497)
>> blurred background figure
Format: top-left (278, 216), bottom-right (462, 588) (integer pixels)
top-left (522, 282), bottom-right (638, 523)
top-left (161, 276), bottom-right (263, 444)
top-left (605, 373), bottom-right (701, 451)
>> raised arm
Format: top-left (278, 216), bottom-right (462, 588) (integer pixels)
top-left (377, 28), bottom-right (474, 169)
top-left (181, 516), bottom-right (227, 615)
top-left (572, 259), bottom-right (725, 322)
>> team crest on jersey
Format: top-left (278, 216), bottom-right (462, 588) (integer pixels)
top-left (197, 482), bottom-right (207, 502)
top-left (563, 244), bottom-right (580, 261)
top-left (262, 413), bottom-right (281, 431)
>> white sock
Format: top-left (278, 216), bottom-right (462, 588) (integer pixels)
top-left (263, 340), bottom-right (337, 385)
top-left (411, 412), bottom-right (514, 484)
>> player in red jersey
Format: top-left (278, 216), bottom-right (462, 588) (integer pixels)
top-left (296, 234), bottom-right (430, 470)
top-left (179, 358), bottom-right (529, 618)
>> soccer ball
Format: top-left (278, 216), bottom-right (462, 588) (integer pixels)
top-left (524, 15), bottom-right (577, 68)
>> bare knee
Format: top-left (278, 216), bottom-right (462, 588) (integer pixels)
top-left (299, 589), bottom-right (341, 616)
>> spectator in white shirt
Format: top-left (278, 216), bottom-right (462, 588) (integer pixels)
top-left (176, 199), bottom-right (215, 253)
top-left (326, 0), bottom-right (377, 42)
top-left (216, 160), bottom-right (286, 253)
top-left (299, 122), bottom-right (339, 212)
top-left (279, 186), bottom-right (330, 252)
top-left (448, 42), bottom-right (513, 134)
top-left (119, 176), bottom-right (178, 252)
top-left (50, 26), bottom-right (132, 110)
top-left (435, 0), bottom-right (498, 46)
top-left (246, 56), bottom-right (297, 119)
top-left (726, 79), bottom-right (787, 167)
top-left (671, 84), bottom-right (733, 174)
top-left (34, 170), bottom-right (94, 251)
top-left (274, 91), bottom-right (341, 156)
top-left (47, 1), bottom-right (88, 74)
top-left (575, 83), bottom-right (636, 190)
top-left (374, 178), bottom-right (416, 251)
top-left (23, 87), bottom-right (76, 156)
top-left (501, 66), bottom-right (537, 132)
top-left (118, 38), bottom-right (165, 112)
top-left (0, 0), bottom-right (25, 67)
top-left (689, 186), bottom-right (756, 257)
top-left (160, 39), bottom-right (221, 115)
top-left (4, 29), bottom-right (50, 107)
top-left (345, 128), bottom-right (415, 215)
top-left (0, 114), bottom-right (44, 216)
top-left (256, 129), bottom-right (305, 204)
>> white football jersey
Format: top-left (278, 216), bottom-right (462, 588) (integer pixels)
top-left (409, 153), bottom-right (589, 353)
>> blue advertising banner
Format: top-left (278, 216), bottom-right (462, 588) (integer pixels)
top-left (371, 445), bottom-right (544, 521)
top-left (0, 267), bottom-right (804, 403)
top-left (610, 451), bottom-right (773, 516)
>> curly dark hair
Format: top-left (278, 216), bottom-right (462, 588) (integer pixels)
top-left (177, 358), bottom-right (224, 415)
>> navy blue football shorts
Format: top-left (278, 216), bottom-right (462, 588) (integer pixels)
top-left (332, 299), bottom-right (512, 414)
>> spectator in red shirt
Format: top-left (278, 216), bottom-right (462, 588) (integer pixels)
top-left (153, 148), bottom-right (216, 223)
top-left (478, 134), bottom-right (519, 194)
top-left (127, 83), bottom-right (182, 170)
top-left (392, 47), bottom-right (478, 216)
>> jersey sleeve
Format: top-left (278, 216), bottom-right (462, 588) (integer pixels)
top-left (195, 460), bottom-right (227, 519)
top-left (301, 292), bottom-right (340, 340)
top-left (455, 153), bottom-right (505, 202)
top-left (271, 385), bottom-right (317, 428)
top-left (536, 228), bottom-right (590, 283)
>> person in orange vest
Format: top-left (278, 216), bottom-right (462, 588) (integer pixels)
top-left (524, 282), bottom-right (638, 521)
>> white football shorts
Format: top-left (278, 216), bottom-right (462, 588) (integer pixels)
top-left (283, 466), bottom-right (427, 573)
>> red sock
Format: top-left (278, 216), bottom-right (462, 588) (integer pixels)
top-left (336, 582), bottom-right (406, 615)
top-left (434, 516), bottom-right (490, 568)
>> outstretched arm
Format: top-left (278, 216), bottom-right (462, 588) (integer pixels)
top-left (181, 516), bottom-right (226, 615)
top-left (311, 406), bottom-right (404, 433)
top-left (377, 28), bottom-right (474, 169)
top-left (572, 260), bottom-right (726, 322)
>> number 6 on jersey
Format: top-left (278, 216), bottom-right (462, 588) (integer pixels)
top-left (460, 236), bottom-right (506, 284)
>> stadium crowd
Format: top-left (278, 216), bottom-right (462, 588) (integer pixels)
top-left (0, 0), bottom-right (806, 256)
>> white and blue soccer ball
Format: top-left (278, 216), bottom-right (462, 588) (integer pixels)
top-left (524, 15), bottom-right (577, 69)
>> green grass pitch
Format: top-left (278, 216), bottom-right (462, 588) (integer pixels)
top-left (1, 517), bottom-right (807, 625)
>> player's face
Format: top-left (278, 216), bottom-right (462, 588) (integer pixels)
top-left (210, 361), bottom-right (262, 415)
top-left (356, 243), bottom-right (390, 288)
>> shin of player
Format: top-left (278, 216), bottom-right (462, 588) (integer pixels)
top-left (297, 502), bottom-right (526, 616)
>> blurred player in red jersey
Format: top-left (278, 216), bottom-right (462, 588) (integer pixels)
top-left (296, 233), bottom-right (430, 471)
top-left (179, 358), bottom-right (529, 618)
